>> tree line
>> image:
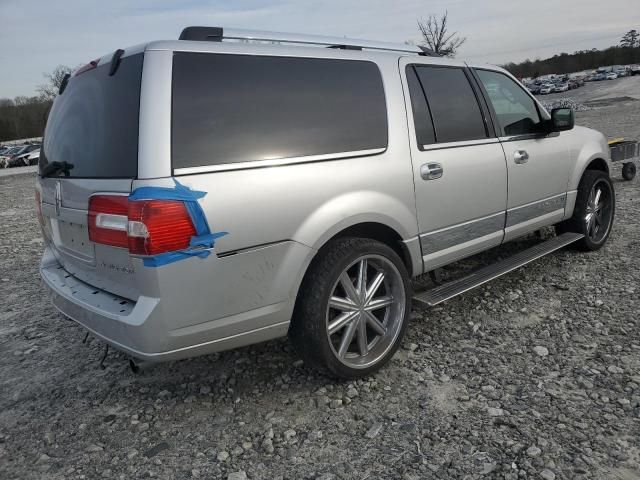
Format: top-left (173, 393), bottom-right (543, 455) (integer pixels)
top-left (504, 30), bottom-right (640, 79)
top-left (0, 65), bottom-right (73, 142)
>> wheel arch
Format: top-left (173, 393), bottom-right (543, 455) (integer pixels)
top-left (289, 220), bottom-right (420, 328)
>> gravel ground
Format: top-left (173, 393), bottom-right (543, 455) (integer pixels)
top-left (1, 78), bottom-right (639, 480)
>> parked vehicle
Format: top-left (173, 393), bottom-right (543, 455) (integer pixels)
top-left (526, 83), bottom-right (541, 95)
top-left (6, 144), bottom-right (40, 167)
top-left (539, 83), bottom-right (555, 94)
top-left (26, 149), bottom-right (40, 166)
top-left (0, 145), bottom-right (15, 156)
top-left (554, 83), bottom-right (569, 93)
top-left (37, 27), bottom-right (615, 378)
top-left (0, 145), bottom-right (21, 160)
top-left (631, 66), bottom-right (640, 76)
top-left (1, 144), bottom-right (35, 167)
top-left (606, 72), bottom-right (618, 80)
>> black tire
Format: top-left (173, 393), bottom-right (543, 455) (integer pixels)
top-left (622, 162), bottom-right (636, 181)
top-left (289, 237), bottom-right (412, 380)
top-left (556, 170), bottom-right (615, 251)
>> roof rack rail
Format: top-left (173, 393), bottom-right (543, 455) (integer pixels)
top-left (178, 26), bottom-right (437, 55)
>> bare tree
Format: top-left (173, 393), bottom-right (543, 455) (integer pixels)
top-left (417, 11), bottom-right (466, 57)
top-left (36, 65), bottom-right (74, 102)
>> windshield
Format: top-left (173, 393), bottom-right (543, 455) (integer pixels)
top-left (39, 53), bottom-right (143, 178)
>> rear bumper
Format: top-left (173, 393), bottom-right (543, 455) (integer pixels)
top-left (40, 245), bottom-right (302, 362)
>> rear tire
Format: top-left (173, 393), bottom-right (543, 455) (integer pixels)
top-left (556, 170), bottom-right (615, 251)
top-left (289, 237), bottom-right (411, 380)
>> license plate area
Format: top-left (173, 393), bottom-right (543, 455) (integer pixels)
top-left (51, 218), bottom-right (95, 260)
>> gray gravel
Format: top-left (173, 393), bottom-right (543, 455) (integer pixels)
top-left (1, 79), bottom-right (639, 480)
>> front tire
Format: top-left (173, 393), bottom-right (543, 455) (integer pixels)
top-left (290, 237), bottom-right (411, 379)
top-left (556, 170), bottom-right (615, 251)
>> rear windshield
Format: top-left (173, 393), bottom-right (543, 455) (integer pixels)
top-left (171, 53), bottom-right (388, 170)
top-left (39, 53), bottom-right (143, 178)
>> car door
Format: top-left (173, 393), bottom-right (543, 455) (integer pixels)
top-left (400, 59), bottom-right (508, 272)
top-left (472, 68), bottom-right (572, 242)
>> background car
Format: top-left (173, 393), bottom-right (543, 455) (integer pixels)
top-left (539, 83), bottom-right (555, 94)
top-left (606, 72), bottom-right (618, 80)
top-left (526, 83), bottom-right (541, 95)
top-left (554, 83), bottom-right (569, 93)
top-left (5, 144), bottom-right (40, 168)
top-left (26, 149), bottom-right (40, 166)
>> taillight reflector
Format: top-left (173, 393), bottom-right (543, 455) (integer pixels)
top-left (88, 195), bottom-right (196, 256)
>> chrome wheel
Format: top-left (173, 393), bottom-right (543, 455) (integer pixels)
top-left (584, 179), bottom-right (613, 243)
top-left (326, 254), bottom-right (406, 369)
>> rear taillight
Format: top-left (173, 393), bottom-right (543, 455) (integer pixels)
top-left (35, 189), bottom-right (44, 227)
top-left (128, 200), bottom-right (196, 255)
top-left (88, 195), bottom-right (196, 256)
top-left (88, 195), bottom-right (129, 248)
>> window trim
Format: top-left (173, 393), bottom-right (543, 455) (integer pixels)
top-left (170, 52), bottom-right (389, 174)
top-left (471, 67), bottom-right (548, 141)
top-left (173, 147), bottom-right (386, 176)
top-left (408, 64), bottom-right (493, 148)
top-left (405, 65), bottom-right (436, 150)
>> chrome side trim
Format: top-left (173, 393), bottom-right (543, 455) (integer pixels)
top-left (420, 211), bottom-right (505, 254)
top-left (421, 138), bottom-right (499, 151)
top-left (506, 193), bottom-right (567, 228)
top-left (173, 148), bottom-right (386, 176)
top-left (498, 132), bottom-right (559, 143)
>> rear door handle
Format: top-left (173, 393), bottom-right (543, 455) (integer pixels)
top-left (514, 150), bottom-right (529, 164)
top-left (420, 162), bottom-right (443, 180)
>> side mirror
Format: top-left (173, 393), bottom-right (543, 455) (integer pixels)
top-left (551, 107), bottom-right (574, 132)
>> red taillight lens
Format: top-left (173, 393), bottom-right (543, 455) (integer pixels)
top-left (127, 200), bottom-right (196, 255)
top-left (88, 195), bottom-right (129, 248)
top-left (88, 195), bottom-right (196, 256)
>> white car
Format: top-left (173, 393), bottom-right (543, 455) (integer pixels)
top-left (540, 84), bottom-right (555, 94)
top-left (554, 83), bottom-right (569, 93)
top-left (27, 149), bottom-right (40, 166)
top-left (606, 72), bottom-right (618, 80)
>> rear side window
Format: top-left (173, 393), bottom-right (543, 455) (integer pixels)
top-left (405, 66), bottom-right (436, 147)
top-left (414, 66), bottom-right (487, 144)
top-left (40, 53), bottom-right (143, 178)
top-left (171, 53), bottom-right (388, 170)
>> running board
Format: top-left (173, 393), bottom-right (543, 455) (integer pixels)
top-left (413, 232), bottom-right (584, 307)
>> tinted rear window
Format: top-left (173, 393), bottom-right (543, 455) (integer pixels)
top-left (414, 66), bottom-right (487, 144)
top-left (40, 53), bottom-right (143, 178)
top-left (172, 53), bottom-right (388, 170)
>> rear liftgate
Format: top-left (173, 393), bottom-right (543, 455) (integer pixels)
top-left (413, 232), bottom-right (584, 307)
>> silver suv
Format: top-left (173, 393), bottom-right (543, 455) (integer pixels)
top-left (37, 28), bottom-right (615, 379)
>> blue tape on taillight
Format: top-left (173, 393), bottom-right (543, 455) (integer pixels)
top-left (129, 179), bottom-right (227, 267)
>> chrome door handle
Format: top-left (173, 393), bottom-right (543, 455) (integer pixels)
top-left (420, 162), bottom-right (443, 180)
top-left (514, 150), bottom-right (529, 164)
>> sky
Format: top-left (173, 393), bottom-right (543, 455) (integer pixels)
top-left (1, 0), bottom-right (639, 98)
